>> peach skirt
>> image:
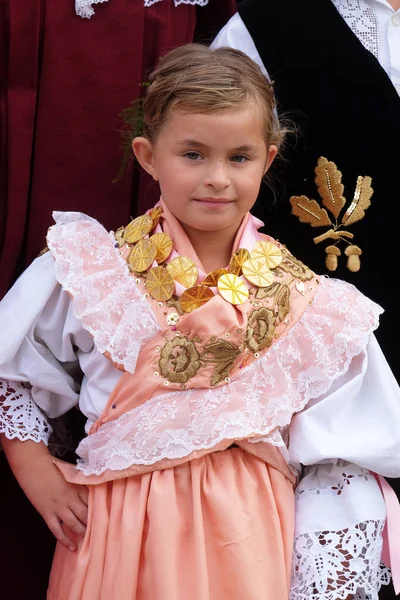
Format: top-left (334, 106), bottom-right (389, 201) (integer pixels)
top-left (48, 448), bottom-right (295, 600)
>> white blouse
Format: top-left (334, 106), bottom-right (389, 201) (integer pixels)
top-left (0, 250), bottom-right (399, 599)
top-left (212, 0), bottom-right (400, 95)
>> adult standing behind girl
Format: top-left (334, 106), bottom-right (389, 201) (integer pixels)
top-left (1, 44), bottom-right (400, 600)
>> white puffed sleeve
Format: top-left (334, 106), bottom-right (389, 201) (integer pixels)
top-left (0, 252), bottom-right (94, 445)
top-left (289, 334), bottom-right (399, 600)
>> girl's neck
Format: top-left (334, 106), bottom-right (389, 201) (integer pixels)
top-left (181, 224), bottom-right (239, 274)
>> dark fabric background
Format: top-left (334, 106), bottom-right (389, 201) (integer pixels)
top-left (0, 1), bottom-right (235, 598)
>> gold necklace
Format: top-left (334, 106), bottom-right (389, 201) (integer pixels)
top-left (114, 207), bottom-right (285, 313)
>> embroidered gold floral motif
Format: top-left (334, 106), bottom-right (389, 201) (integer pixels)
top-left (200, 340), bottom-right (241, 386)
top-left (246, 307), bottom-right (276, 353)
top-left (159, 337), bottom-right (201, 383)
top-left (290, 157), bottom-right (373, 273)
top-left (255, 283), bottom-right (290, 321)
top-left (279, 248), bottom-right (313, 282)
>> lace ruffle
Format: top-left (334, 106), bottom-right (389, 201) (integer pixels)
top-left (290, 520), bottom-right (391, 600)
top-left (0, 380), bottom-right (52, 444)
top-left (47, 213), bottom-right (162, 374)
top-left (76, 0), bottom-right (209, 19)
top-left (332, 0), bottom-right (379, 61)
top-left (75, 276), bottom-right (382, 475)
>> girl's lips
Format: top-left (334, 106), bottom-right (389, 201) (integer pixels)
top-left (194, 198), bottom-right (233, 204)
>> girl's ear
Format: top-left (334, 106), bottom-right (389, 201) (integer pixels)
top-left (131, 137), bottom-right (158, 181)
top-left (264, 144), bottom-right (278, 175)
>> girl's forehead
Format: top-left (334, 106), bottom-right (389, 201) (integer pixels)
top-left (159, 106), bottom-right (266, 143)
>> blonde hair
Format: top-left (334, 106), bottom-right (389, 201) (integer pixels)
top-left (142, 44), bottom-right (286, 148)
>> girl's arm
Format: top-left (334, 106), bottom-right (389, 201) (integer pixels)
top-left (1, 436), bottom-right (88, 552)
top-left (289, 334), bottom-right (399, 600)
top-left (0, 252), bottom-right (94, 550)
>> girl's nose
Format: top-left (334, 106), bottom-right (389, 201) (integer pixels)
top-left (205, 161), bottom-right (230, 190)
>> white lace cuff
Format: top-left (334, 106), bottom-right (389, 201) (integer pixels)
top-left (290, 520), bottom-right (391, 600)
top-left (0, 379), bottom-right (52, 444)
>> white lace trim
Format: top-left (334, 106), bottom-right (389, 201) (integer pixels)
top-left (75, 277), bottom-right (382, 475)
top-left (75, 0), bottom-right (208, 19)
top-left (331, 0), bottom-right (380, 61)
top-left (290, 519), bottom-right (391, 600)
top-left (47, 213), bottom-right (162, 374)
top-left (0, 380), bottom-right (52, 444)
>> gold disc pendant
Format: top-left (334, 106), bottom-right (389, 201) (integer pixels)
top-left (217, 273), bottom-right (249, 305)
top-left (124, 215), bottom-right (154, 244)
top-left (167, 257), bottom-right (199, 288)
top-left (146, 266), bottom-right (175, 301)
top-left (229, 248), bottom-right (251, 276)
top-left (202, 268), bottom-right (229, 287)
top-left (151, 232), bottom-right (173, 264)
top-left (114, 227), bottom-right (126, 248)
top-left (150, 206), bottom-right (164, 229)
top-left (242, 258), bottom-right (274, 287)
top-left (128, 238), bottom-right (157, 272)
top-left (251, 241), bottom-right (283, 269)
top-left (180, 285), bottom-right (214, 313)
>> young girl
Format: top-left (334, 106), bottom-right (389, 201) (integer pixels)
top-left (1, 44), bottom-right (400, 600)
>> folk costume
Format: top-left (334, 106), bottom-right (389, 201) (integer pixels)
top-left (1, 202), bottom-right (400, 600)
top-left (212, 0), bottom-right (400, 384)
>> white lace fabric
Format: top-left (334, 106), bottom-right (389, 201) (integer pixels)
top-left (291, 520), bottom-right (390, 600)
top-left (75, 0), bottom-right (209, 19)
top-left (332, 0), bottom-right (380, 60)
top-left (47, 212), bottom-right (162, 375)
top-left (73, 273), bottom-right (382, 475)
top-left (0, 379), bottom-right (52, 444)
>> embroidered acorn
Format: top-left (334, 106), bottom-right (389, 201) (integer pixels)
top-left (345, 245), bottom-right (362, 273)
top-left (325, 245), bottom-right (341, 271)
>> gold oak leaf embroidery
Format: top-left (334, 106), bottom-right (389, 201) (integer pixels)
top-left (200, 340), bottom-right (241, 387)
top-left (289, 157), bottom-right (374, 273)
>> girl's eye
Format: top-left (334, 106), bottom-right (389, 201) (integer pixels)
top-left (184, 151), bottom-right (202, 161)
top-left (230, 155), bottom-right (249, 164)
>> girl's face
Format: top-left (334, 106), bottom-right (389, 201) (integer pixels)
top-left (133, 106), bottom-right (277, 237)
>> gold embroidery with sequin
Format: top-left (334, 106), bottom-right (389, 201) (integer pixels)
top-left (200, 340), bottom-right (241, 386)
top-left (290, 157), bottom-right (373, 273)
top-left (159, 337), bottom-right (201, 384)
top-left (246, 307), bottom-right (276, 353)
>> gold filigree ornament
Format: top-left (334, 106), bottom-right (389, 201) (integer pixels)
top-left (251, 241), bottom-right (283, 269)
top-left (217, 273), bottom-right (249, 305)
top-left (151, 232), bottom-right (173, 264)
top-left (145, 266), bottom-right (175, 301)
top-left (202, 269), bottom-right (229, 287)
top-left (167, 257), bottom-right (199, 288)
top-left (229, 248), bottom-right (251, 276)
top-left (128, 238), bottom-right (157, 272)
top-left (179, 285), bottom-right (214, 313)
top-left (242, 258), bottom-right (274, 288)
top-left (290, 157), bottom-right (373, 273)
top-left (123, 215), bottom-right (154, 244)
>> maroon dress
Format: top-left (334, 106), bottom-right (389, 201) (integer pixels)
top-left (0, 1), bottom-right (235, 597)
